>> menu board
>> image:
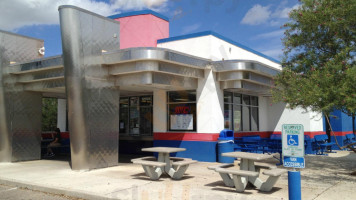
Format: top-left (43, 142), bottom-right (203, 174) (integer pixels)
top-left (170, 114), bottom-right (193, 130)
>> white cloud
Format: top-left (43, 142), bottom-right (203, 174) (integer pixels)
top-left (241, 4), bottom-right (271, 25)
top-left (254, 30), bottom-right (284, 39)
top-left (272, 4), bottom-right (299, 19)
top-left (241, 3), bottom-right (299, 26)
top-left (181, 23), bottom-right (201, 34)
top-left (0, 0), bottom-right (168, 31)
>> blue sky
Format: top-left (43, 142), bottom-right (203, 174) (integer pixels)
top-left (0, 0), bottom-right (299, 61)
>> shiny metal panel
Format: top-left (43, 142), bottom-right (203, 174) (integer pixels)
top-left (217, 71), bottom-right (244, 81)
top-left (17, 69), bottom-right (64, 83)
top-left (108, 61), bottom-right (158, 75)
top-left (115, 72), bottom-right (197, 90)
top-left (213, 60), bottom-right (280, 76)
top-left (218, 71), bottom-right (273, 86)
top-left (10, 92), bottom-right (42, 161)
top-left (116, 72), bottom-right (153, 86)
top-left (108, 61), bottom-right (204, 78)
top-left (103, 47), bottom-right (209, 68)
top-left (214, 60), bottom-right (279, 95)
top-left (158, 62), bottom-right (204, 78)
top-left (221, 80), bottom-right (272, 95)
top-left (11, 56), bottom-right (63, 74)
top-left (152, 72), bottom-right (197, 89)
top-left (0, 30), bottom-right (43, 162)
top-left (59, 5), bottom-right (120, 170)
top-left (24, 79), bottom-right (65, 92)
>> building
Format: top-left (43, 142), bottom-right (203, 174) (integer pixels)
top-left (0, 6), bottom-right (354, 170)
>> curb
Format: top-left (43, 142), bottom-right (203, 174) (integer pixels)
top-left (0, 178), bottom-right (114, 200)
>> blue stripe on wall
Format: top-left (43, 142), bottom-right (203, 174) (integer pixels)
top-left (153, 140), bottom-right (217, 162)
top-left (330, 110), bottom-right (354, 132)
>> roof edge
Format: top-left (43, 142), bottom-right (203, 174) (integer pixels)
top-left (108, 10), bottom-right (169, 22)
top-left (157, 31), bottom-right (281, 64)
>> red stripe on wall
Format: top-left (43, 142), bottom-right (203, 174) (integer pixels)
top-left (154, 132), bottom-right (219, 142)
top-left (332, 131), bottom-right (354, 136)
top-left (235, 131), bottom-right (327, 138)
top-left (234, 132), bottom-right (273, 138)
top-left (154, 131), bottom-right (353, 142)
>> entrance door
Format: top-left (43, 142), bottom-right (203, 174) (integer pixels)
top-left (140, 107), bottom-right (153, 135)
top-left (119, 96), bottom-right (153, 137)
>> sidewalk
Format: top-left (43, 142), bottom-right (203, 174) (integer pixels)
top-left (0, 151), bottom-right (355, 200)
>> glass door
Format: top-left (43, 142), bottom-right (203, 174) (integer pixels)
top-left (129, 97), bottom-right (139, 135)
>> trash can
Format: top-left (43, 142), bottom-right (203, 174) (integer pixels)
top-left (218, 129), bottom-right (235, 163)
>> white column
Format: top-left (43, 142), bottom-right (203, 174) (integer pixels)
top-left (153, 90), bottom-right (167, 132)
top-left (196, 68), bottom-right (224, 133)
top-left (57, 99), bottom-right (67, 131)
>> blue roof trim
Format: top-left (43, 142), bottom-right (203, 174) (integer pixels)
top-left (157, 31), bottom-right (281, 64)
top-left (108, 10), bottom-right (169, 22)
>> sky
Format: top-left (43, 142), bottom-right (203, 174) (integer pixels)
top-left (0, 0), bottom-right (299, 61)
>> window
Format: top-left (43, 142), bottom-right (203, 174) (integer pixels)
top-left (224, 92), bottom-right (259, 132)
top-left (167, 91), bottom-right (196, 131)
top-left (119, 96), bottom-right (153, 136)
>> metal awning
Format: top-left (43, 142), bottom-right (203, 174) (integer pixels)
top-left (213, 60), bottom-right (281, 96)
top-left (6, 48), bottom-right (280, 96)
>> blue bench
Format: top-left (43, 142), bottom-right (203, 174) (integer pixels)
top-left (313, 134), bottom-right (335, 155)
top-left (268, 134), bottom-right (282, 154)
top-left (235, 136), bottom-right (261, 152)
top-left (345, 134), bottom-right (356, 148)
top-left (41, 132), bottom-right (71, 156)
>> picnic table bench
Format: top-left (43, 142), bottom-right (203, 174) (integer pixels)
top-left (313, 134), bottom-right (335, 154)
top-left (132, 147), bottom-right (197, 180)
top-left (235, 136), bottom-right (262, 152)
top-left (345, 134), bottom-right (356, 148)
top-left (131, 157), bottom-right (166, 180)
top-left (208, 152), bottom-right (286, 192)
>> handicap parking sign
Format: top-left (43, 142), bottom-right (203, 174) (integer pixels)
top-left (282, 124), bottom-right (304, 158)
top-left (284, 156), bottom-right (305, 168)
top-left (288, 135), bottom-right (299, 146)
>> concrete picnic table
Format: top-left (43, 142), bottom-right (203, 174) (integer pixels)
top-left (219, 152), bottom-right (286, 192)
top-left (141, 147), bottom-right (186, 173)
top-left (134, 147), bottom-right (197, 180)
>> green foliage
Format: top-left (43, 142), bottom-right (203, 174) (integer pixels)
top-left (273, 0), bottom-right (356, 117)
top-left (42, 98), bottom-right (58, 131)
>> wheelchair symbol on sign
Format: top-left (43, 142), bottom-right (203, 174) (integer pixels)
top-left (288, 135), bottom-right (298, 146)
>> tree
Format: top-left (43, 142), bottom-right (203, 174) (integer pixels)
top-left (272, 0), bottom-right (356, 150)
top-left (42, 98), bottom-right (58, 131)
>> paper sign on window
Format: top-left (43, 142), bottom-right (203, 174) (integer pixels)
top-left (170, 114), bottom-right (193, 130)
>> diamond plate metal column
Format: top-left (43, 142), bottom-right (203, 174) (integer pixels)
top-left (0, 31), bottom-right (43, 162)
top-left (59, 6), bottom-right (120, 170)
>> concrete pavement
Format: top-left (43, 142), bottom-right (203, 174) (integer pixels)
top-left (0, 151), bottom-right (355, 200)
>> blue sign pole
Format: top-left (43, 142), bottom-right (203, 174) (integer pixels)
top-left (282, 124), bottom-right (304, 200)
top-left (288, 170), bottom-right (301, 200)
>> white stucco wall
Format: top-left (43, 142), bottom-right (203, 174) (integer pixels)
top-left (196, 69), bottom-right (224, 133)
top-left (266, 98), bottom-right (323, 132)
top-left (158, 36), bottom-right (212, 60)
top-left (157, 35), bottom-right (281, 70)
top-left (57, 99), bottom-right (67, 131)
top-left (153, 90), bottom-right (167, 132)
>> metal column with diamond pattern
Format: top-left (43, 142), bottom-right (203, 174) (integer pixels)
top-left (59, 6), bottom-right (120, 170)
top-left (0, 30), bottom-right (43, 162)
